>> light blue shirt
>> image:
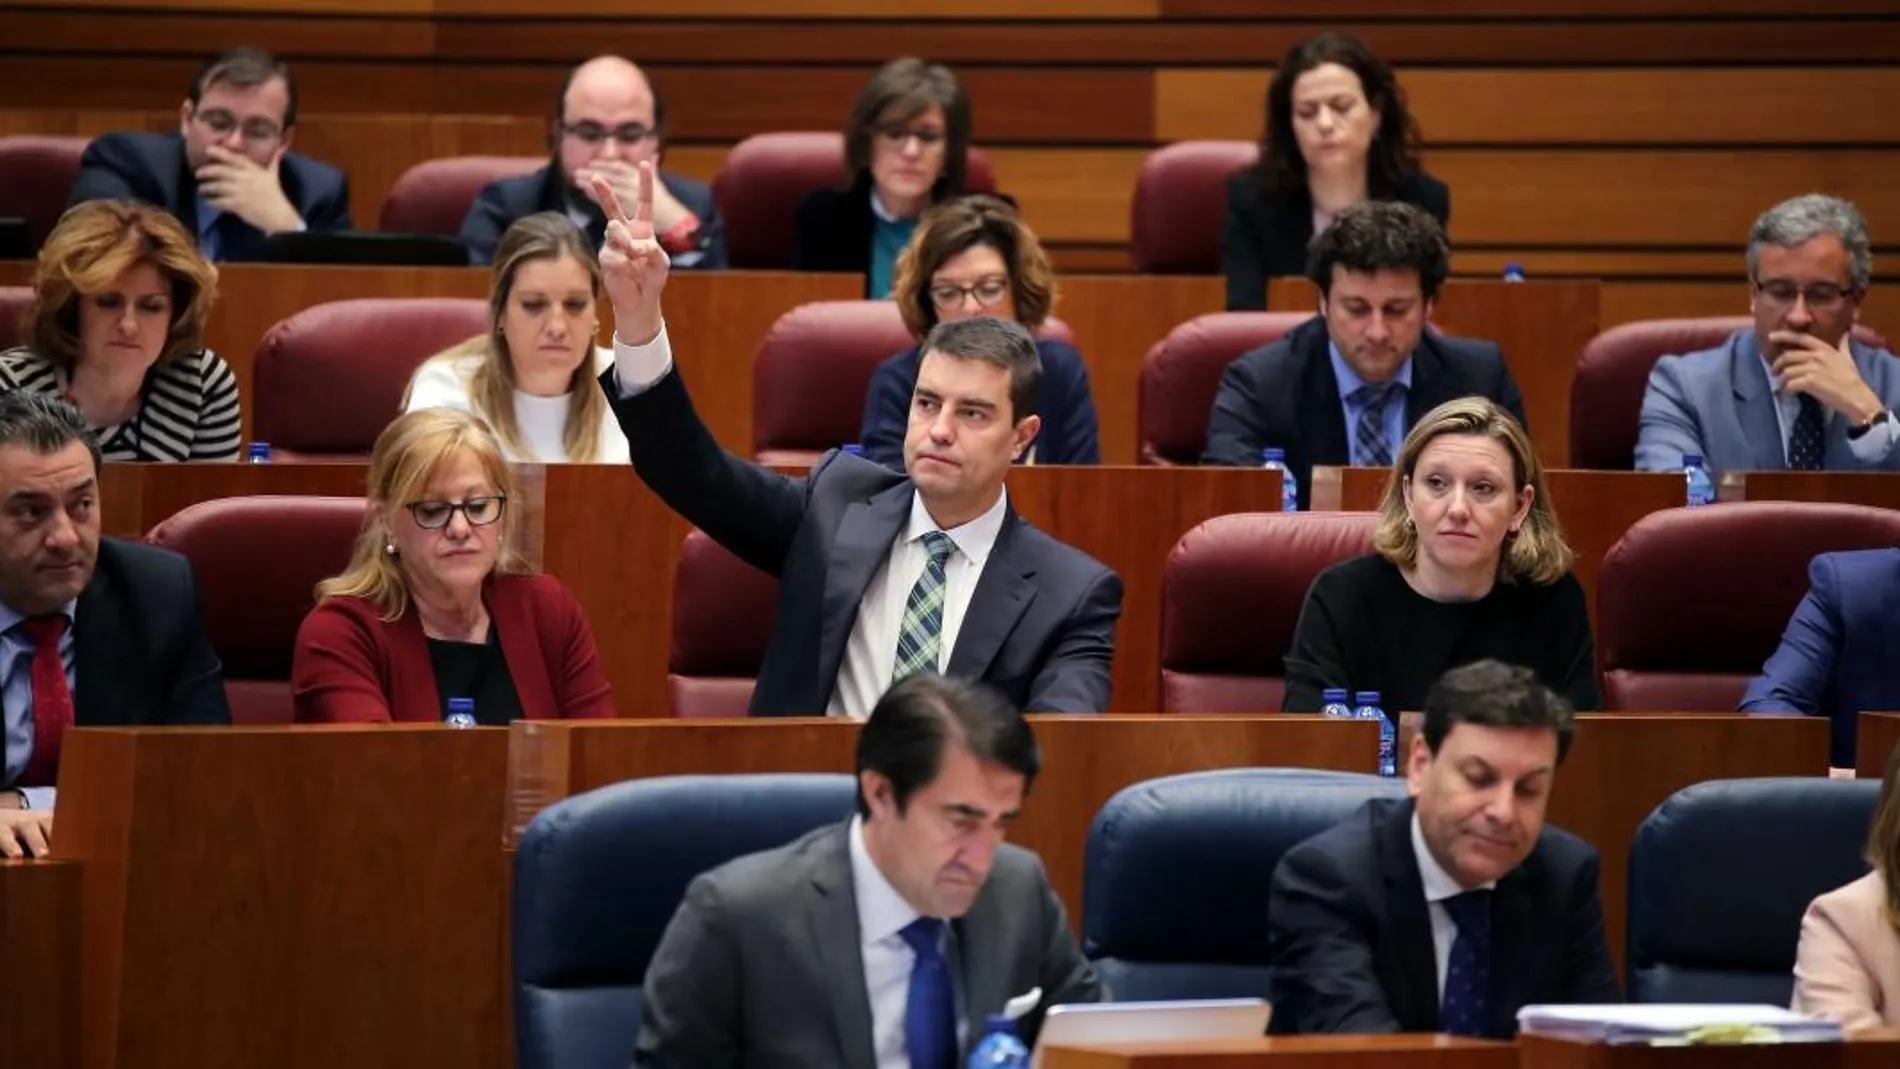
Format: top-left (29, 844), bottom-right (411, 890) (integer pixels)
top-left (1329, 342), bottom-right (1414, 466)
top-left (0, 599), bottom-right (77, 811)
top-left (196, 194), bottom-right (228, 261)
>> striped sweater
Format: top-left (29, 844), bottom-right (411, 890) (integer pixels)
top-left (0, 346), bottom-right (243, 462)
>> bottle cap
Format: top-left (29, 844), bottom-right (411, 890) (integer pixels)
top-left (1322, 688), bottom-right (1349, 702)
top-left (1354, 691), bottom-right (1381, 705)
top-left (842, 444), bottom-right (865, 456)
top-left (1683, 454), bottom-right (1704, 467)
top-left (985, 1014), bottom-right (1017, 1033)
top-left (1262, 447), bottom-right (1286, 461)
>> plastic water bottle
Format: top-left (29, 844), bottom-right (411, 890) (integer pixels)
top-left (1502, 263), bottom-right (1527, 283)
top-left (968, 1015), bottom-right (1029, 1068)
top-left (245, 441), bottom-right (272, 464)
top-left (1355, 690), bottom-right (1397, 778)
top-left (445, 697), bottom-right (477, 728)
top-left (1261, 447), bottom-right (1298, 512)
top-left (1320, 688), bottom-right (1353, 719)
top-left (1683, 454), bottom-right (1716, 507)
top-left (841, 443), bottom-right (865, 457)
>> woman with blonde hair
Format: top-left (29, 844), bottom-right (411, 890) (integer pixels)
top-left (2, 200), bottom-right (240, 461)
top-left (1792, 743), bottom-right (1900, 1030)
top-left (404, 211), bottom-right (626, 463)
top-left (1283, 396), bottom-right (1599, 712)
top-left (291, 407), bottom-right (614, 723)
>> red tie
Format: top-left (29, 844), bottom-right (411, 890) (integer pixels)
top-left (18, 615), bottom-right (72, 788)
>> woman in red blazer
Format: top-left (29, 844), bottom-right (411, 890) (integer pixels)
top-left (291, 408), bottom-right (614, 723)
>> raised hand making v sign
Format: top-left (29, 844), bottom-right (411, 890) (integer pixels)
top-left (595, 162), bottom-right (670, 349)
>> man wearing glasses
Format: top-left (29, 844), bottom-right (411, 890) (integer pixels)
top-left (67, 46), bottom-right (351, 262)
top-left (459, 55), bottom-right (725, 269)
top-left (1637, 194), bottom-right (1900, 473)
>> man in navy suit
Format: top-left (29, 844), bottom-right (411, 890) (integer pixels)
top-left (67, 46), bottom-right (352, 262)
top-left (596, 166), bottom-right (1119, 717)
top-left (1637, 194), bottom-right (1900, 474)
top-left (1267, 660), bottom-right (1618, 1037)
top-left (1202, 201), bottom-right (1525, 508)
top-left (459, 55), bottom-right (725, 269)
top-left (1742, 549), bottom-right (1900, 769)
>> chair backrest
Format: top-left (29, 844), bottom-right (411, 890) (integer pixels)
top-left (1138, 312), bottom-right (1313, 465)
top-left (379, 155), bottom-right (546, 236)
top-left (1083, 767), bottom-right (1406, 1001)
top-left (0, 286), bottom-right (33, 352)
top-left (144, 496), bottom-right (369, 725)
top-left (750, 299), bottom-right (1073, 465)
top-left (1597, 501), bottom-right (1900, 710)
top-left (711, 132), bottom-right (997, 269)
top-left (252, 298), bottom-right (490, 459)
top-left (668, 529), bottom-right (779, 718)
top-left (512, 773), bottom-right (856, 1069)
top-left (1570, 318), bottom-right (1890, 470)
top-left (1627, 777), bottom-right (1879, 1004)
top-left (0, 136), bottom-right (89, 249)
top-left (1129, 141), bottom-right (1258, 275)
top-left (1160, 512), bottom-right (1378, 712)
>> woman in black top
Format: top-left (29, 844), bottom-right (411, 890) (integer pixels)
top-left (1284, 397), bottom-right (1601, 713)
top-left (1220, 31), bottom-right (1450, 311)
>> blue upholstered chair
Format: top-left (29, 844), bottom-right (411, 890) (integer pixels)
top-left (511, 773), bottom-right (857, 1069)
top-left (1082, 768), bottom-right (1407, 1002)
top-left (1627, 776), bottom-right (1879, 1004)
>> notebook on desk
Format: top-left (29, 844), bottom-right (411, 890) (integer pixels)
top-left (1518, 1003), bottom-right (1844, 1045)
top-left (1032, 999), bottom-right (1271, 1067)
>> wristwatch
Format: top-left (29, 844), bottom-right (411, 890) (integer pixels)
top-left (1848, 408), bottom-right (1894, 440)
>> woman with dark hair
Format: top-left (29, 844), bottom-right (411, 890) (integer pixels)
top-left (1220, 31), bottom-right (1449, 311)
top-left (794, 57), bottom-right (974, 298)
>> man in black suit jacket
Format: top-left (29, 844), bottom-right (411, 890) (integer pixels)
top-left (595, 166), bottom-right (1120, 717)
top-left (1267, 661), bottom-right (1618, 1037)
top-left (67, 46), bottom-right (351, 263)
top-left (1203, 201), bottom-right (1524, 508)
top-left (0, 394), bottom-right (230, 857)
top-left (460, 56), bottom-right (724, 269)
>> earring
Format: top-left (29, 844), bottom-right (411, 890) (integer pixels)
top-left (385, 541), bottom-right (398, 556)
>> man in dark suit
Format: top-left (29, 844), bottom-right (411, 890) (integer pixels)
top-left (460, 55), bottom-right (725, 269)
top-left (0, 393), bottom-right (230, 857)
top-left (67, 46), bottom-right (352, 263)
top-left (637, 672), bottom-right (1106, 1067)
top-left (1203, 201), bottom-right (1525, 508)
top-left (1267, 660), bottom-right (1618, 1037)
top-left (596, 165), bottom-right (1120, 718)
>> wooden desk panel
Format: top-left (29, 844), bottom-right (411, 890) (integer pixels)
top-left (1723, 471), bottom-right (1900, 510)
top-left (0, 859), bottom-right (80, 1069)
top-left (1041, 1034), bottom-right (1513, 1069)
top-left (1858, 712), bottom-right (1900, 780)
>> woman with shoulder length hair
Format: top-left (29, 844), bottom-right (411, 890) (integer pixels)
top-left (5, 199), bottom-right (240, 461)
top-left (1792, 743), bottom-right (1900, 1031)
top-left (291, 407), bottom-right (614, 724)
top-left (1283, 396), bottom-right (1599, 714)
top-left (1220, 31), bottom-right (1450, 312)
top-left (405, 212), bottom-right (625, 463)
top-left (858, 194), bottom-right (1100, 468)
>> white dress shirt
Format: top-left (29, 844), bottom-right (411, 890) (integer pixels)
top-left (611, 323), bottom-right (1009, 721)
top-left (1410, 812), bottom-right (1497, 1002)
top-left (1758, 353), bottom-right (1897, 464)
top-left (849, 815), bottom-right (966, 1068)
top-left (406, 347), bottom-right (630, 463)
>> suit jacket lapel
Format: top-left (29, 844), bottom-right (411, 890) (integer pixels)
top-left (1404, 337), bottom-right (1453, 421)
top-left (165, 134), bottom-right (200, 233)
top-left (949, 914), bottom-right (1000, 1057)
top-left (809, 830), bottom-right (878, 1069)
top-left (1297, 332), bottom-right (1351, 466)
top-left (1376, 801), bottom-right (1441, 1030)
top-left (945, 510), bottom-right (1035, 679)
top-left (818, 483), bottom-right (912, 696)
top-left (1488, 865), bottom-right (1539, 1035)
top-left (72, 567), bottom-right (128, 727)
top-left (1731, 336), bottom-right (1786, 470)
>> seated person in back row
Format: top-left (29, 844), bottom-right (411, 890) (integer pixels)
top-left (68, 46), bottom-right (351, 262)
top-left (860, 196), bottom-right (1100, 468)
top-left (1202, 200), bottom-right (1523, 509)
top-left (1268, 660), bottom-right (1619, 1037)
top-left (460, 55), bottom-right (724, 270)
top-left (0, 393), bottom-right (231, 858)
top-left (1637, 193), bottom-right (1900, 474)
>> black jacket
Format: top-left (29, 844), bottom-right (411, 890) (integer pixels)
top-left (1219, 169), bottom-right (1450, 311)
top-left (459, 162), bottom-right (725, 268)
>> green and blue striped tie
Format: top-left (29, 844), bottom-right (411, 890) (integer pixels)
top-left (892, 531), bottom-right (957, 682)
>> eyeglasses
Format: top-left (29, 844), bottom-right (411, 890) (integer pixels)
top-left (190, 107), bottom-right (284, 146)
top-left (929, 277), bottom-right (1011, 311)
top-left (1754, 279), bottom-right (1858, 312)
top-left (406, 495), bottom-right (506, 530)
top-left (562, 122), bottom-right (657, 147)
top-left (874, 122), bottom-right (946, 149)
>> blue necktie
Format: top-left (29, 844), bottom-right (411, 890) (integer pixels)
top-left (899, 917), bottom-right (957, 1069)
top-left (1440, 890), bottom-right (1493, 1037)
top-left (1789, 393), bottom-right (1827, 470)
top-left (1349, 382), bottom-right (1400, 468)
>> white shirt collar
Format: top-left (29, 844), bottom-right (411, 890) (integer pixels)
top-left (1411, 809), bottom-right (1496, 903)
top-left (869, 189), bottom-right (903, 224)
top-left (903, 487), bottom-right (1008, 569)
top-left (849, 814), bottom-right (924, 946)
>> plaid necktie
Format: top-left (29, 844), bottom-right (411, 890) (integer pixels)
top-left (1440, 890), bottom-right (1493, 1037)
top-left (893, 531), bottom-right (957, 682)
top-left (1788, 394), bottom-right (1827, 471)
top-left (1350, 382), bottom-right (1400, 468)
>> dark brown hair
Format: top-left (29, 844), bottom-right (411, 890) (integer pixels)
top-left (855, 673), bottom-right (1039, 819)
top-left (189, 46), bottom-right (296, 127)
top-left (1307, 200), bottom-right (1450, 302)
top-left (890, 195), bottom-right (1056, 338)
top-left (1422, 660), bottom-right (1576, 764)
top-left (1253, 31), bottom-right (1421, 202)
top-left (843, 58), bottom-right (971, 201)
top-left (918, 316), bottom-right (1042, 424)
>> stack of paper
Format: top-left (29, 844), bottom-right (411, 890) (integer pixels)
top-left (1517, 1004), bottom-right (1845, 1045)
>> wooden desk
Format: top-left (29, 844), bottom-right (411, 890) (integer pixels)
top-left (506, 715), bottom-right (1379, 932)
top-left (1040, 1034), bottom-right (1513, 1068)
top-left (0, 859), bottom-right (80, 1069)
top-left (1521, 1033), bottom-right (1900, 1069)
top-left (1858, 711), bottom-right (1900, 780)
top-left (1723, 471), bottom-right (1900, 510)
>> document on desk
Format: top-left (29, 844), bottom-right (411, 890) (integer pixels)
top-left (1517, 1004), bottom-right (1845, 1045)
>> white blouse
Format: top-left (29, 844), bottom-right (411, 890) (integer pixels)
top-left (404, 347), bottom-right (629, 464)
